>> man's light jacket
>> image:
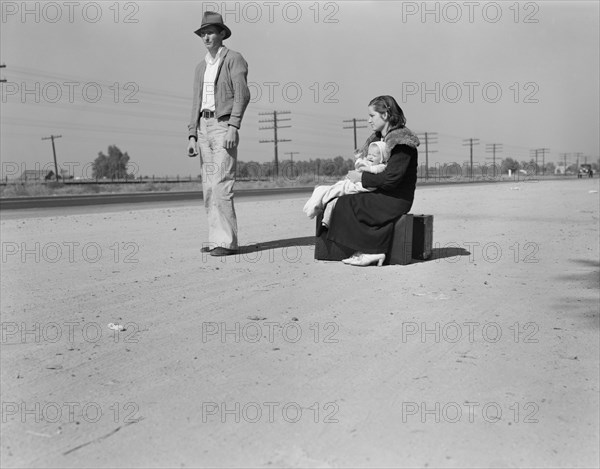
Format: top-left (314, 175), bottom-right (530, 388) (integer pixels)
top-left (188, 46), bottom-right (250, 138)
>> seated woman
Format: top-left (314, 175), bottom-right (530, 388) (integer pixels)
top-left (324, 95), bottom-right (420, 267)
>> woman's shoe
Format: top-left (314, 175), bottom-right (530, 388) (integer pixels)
top-left (348, 253), bottom-right (386, 267)
top-left (342, 252), bottom-right (363, 264)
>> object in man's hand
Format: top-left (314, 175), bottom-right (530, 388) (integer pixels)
top-left (188, 147), bottom-right (198, 157)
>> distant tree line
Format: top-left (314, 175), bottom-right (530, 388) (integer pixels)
top-left (88, 146), bottom-right (595, 181)
top-left (237, 156), bottom-right (355, 180)
top-left (237, 157), bottom-right (559, 181)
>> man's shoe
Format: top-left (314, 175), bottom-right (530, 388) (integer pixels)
top-left (210, 247), bottom-right (237, 257)
top-left (201, 246), bottom-right (213, 253)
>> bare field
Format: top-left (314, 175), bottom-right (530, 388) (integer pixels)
top-left (1, 178), bottom-right (599, 468)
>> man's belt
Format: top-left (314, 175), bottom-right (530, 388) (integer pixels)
top-left (201, 110), bottom-right (215, 119)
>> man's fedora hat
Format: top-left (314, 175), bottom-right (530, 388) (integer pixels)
top-left (194, 11), bottom-right (231, 39)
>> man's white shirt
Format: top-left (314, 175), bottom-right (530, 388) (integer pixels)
top-left (201, 46), bottom-right (224, 112)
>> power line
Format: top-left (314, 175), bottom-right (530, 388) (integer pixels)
top-left (259, 110), bottom-right (291, 177)
top-left (3, 63), bottom-right (594, 171)
top-left (342, 118), bottom-right (368, 150)
top-left (41, 134), bottom-right (62, 181)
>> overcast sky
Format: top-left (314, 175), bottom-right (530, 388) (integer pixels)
top-left (1, 0), bottom-right (598, 178)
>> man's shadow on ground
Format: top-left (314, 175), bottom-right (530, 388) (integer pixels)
top-left (237, 236), bottom-right (315, 254)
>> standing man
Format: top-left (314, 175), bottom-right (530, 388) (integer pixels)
top-left (187, 11), bottom-right (250, 256)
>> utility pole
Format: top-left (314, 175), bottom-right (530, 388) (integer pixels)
top-left (417, 132), bottom-right (438, 181)
top-left (285, 151), bottom-right (299, 173)
top-left (536, 148), bottom-right (550, 175)
top-left (574, 152), bottom-right (583, 171)
top-left (259, 111), bottom-right (291, 178)
top-left (530, 148), bottom-right (549, 175)
top-left (485, 143), bottom-right (503, 178)
top-left (0, 64), bottom-right (6, 83)
top-left (530, 149), bottom-right (539, 174)
top-left (342, 118), bottom-right (368, 150)
top-left (560, 153), bottom-right (569, 174)
top-left (462, 138), bottom-right (479, 179)
top-left (41, 135), bottom-right (62, 181)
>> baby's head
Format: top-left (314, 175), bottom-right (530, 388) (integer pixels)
top-left (367, 142), bottom-right (389, 165)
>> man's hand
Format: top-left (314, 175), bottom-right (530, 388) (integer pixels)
top-left (223, 126), bottom-right (239, 149)
top-left (347, 170), bottom-right (362, 183)
top-left (187, 138), bottom-right (198, 157)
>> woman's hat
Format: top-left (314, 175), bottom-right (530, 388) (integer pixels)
top-left (194, 11), bottom-right (232, 39)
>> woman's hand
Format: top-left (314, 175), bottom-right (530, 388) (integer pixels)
top-left (354, 159), bottom-right (369, 172)
top-left (347, 170), bottom-right (362, 183)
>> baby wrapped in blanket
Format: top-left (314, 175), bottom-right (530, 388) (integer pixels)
top-left (303, 141), bottom-right (390, 224)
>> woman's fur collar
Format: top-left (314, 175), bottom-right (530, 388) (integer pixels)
top-left (358, 126), bottom-right (420, 158)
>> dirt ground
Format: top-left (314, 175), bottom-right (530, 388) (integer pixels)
top-left (1, 178), bottom-right (599, 468)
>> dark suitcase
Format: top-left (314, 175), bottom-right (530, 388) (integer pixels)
top-left (412, 214), bottom-right (434, 260)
